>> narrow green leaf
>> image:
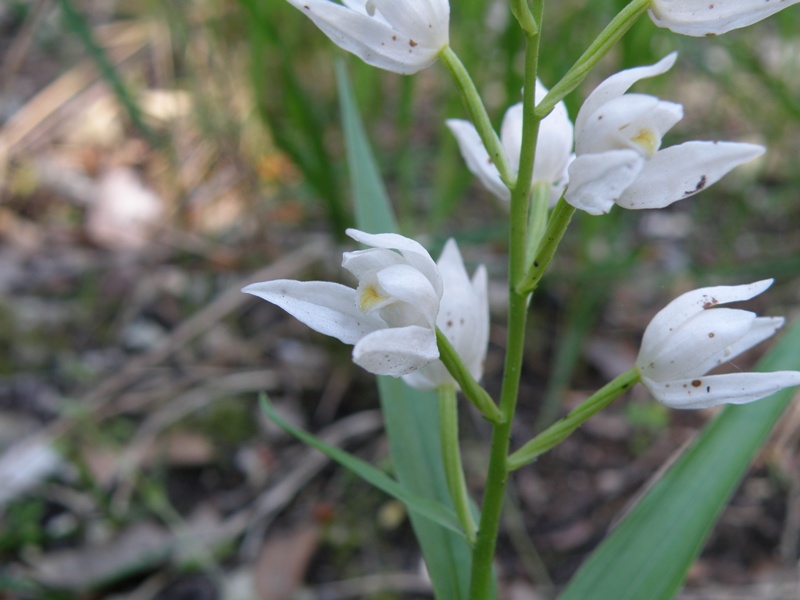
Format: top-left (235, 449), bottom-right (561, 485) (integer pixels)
top-left (334, 60), bottom-right (398, 235)
top-left (259, 395), bottom-right (464, 537)
top-left (336, 62), bottom-right (485, 599)
top-left (559, 319), bottom-right (800, 600)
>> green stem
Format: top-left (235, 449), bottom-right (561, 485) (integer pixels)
top-left (517, 196), bottom-right (576, 295)
top-left (438, 386), bottom-right (478, 545)
top-left (511, 0), bottom-right (538, 36)
top-left (468, 291), bottom-right (529, 599)
top-left (535, 0), bottom-right (650, 119)
top-left (436, 328), bottom-right (503, 425)
top-left (507, 369), bottom-right (640, 470)
top-left (468, 3), bottom-right (544, 595)
top-left (439, 47), bottom-right (515, 188)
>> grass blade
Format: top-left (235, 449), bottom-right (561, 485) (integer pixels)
top-left (259, 395), bottom-right (464, 537)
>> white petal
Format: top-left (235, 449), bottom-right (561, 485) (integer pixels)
top-left (617, 141), bottom-right (765, 210)
top-left (353, 325), bottom-right (439, 376)
top-left (285, 0), bottom-right (442, 74)
top-left (372, 0), bottom-right (449, 49)
top-left (436, 240), bottom-right (488, 380)
top-left (712, 316), bottom-right (784, 366)
top-left (575, 53), bottom-right (677, 137)
top-left (243, 279), bottom-right (384, 344)
top-left (447, 119), bottom-right (510, 201)
top-left (638, 308), bottom-right (757, 381)
top-left (639, 279), bottom-right (774, 355)
top-left (576, 94), bottom-right (683, 156)
top-left (375, 263), bottom-right (440, 328)
top-left (346, 229), bottom-right (443, 298)
top-left (403, 241), bottom-right (490, 390)
top-left (342, 247), bottom-right (405, 280)
top-left (649, 0), bottom-right (800, 36)
top-left (467, 264), bottom-right (490, 380)
top-left (401, 367), bottom-right (441, 390)
top-left (642, 371), bottom-right (800, 410)
top-left (565, 150), bottom-right (644, 215)
top-left (500, 103), bottom-right (523, 174)
top-left (533, 96), bottom-right (574, 188)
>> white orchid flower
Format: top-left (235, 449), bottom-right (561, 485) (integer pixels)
top-left (565, 53), bottom-right (765, 215)
top-left (649, 0), bottom-right (800, 37)
top-left (636, 279), bottom-right (800, 409)
top-left (243, 229), bottom-right (443, 377)
top-left (283, 0), bottom-right (449, 75)
top-left (403, 239), bottom-right (489, 390)
top-left (446, 80), bottom-right (574, 205)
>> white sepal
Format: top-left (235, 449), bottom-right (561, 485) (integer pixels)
top-left (617, 141), bottom-right (765, 210)
top-left (354, 325), bottom-right (440, 376)
top-left (642, 371), bottom-right (800, 410)
top-left (403, 239), bottom-right (489, 390)
top-left (565, 150), bottom-right (644, 215)
top-left (242, 280), bottom-right (384, 344)
top-left (447, 80), bottom-right (574, 205)
top-left (446, 119), bottom-right (510, 201)
top-left (649, 0), bottom-right (800, 37)
top-left (284, 0), bottom-right (449, 75)
top-left (244, 229), bottom-right (444, 378)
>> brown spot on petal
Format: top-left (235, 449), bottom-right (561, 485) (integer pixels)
top-left (409, 39), bottom-right (418, 47)
top-left (684, 175), bottom-right (707, 196)
top-left (708, 332), bottom-right (715, 338)
top-left (691, 380), bottom-right (702, 387)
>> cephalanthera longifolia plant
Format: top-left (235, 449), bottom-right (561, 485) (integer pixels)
top-left (245, 0), bottom-right (800, 597)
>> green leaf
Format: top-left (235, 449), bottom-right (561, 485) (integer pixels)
top-left (259, 395), bottom-right (464, 537)
top-left (559, 319), bottom-right (800, 600)
top-left (335, 60), bottom-right (398, 235)
top-left (336, 61), bottom-right (486, 599)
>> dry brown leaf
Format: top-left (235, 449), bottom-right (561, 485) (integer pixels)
top-left (253, 524), bottom-right (320, 600)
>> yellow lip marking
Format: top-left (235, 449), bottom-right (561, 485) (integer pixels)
top-left (359, 284), bottom-right (387, 312)
top-left (631, 128), bottom-right (658, 156)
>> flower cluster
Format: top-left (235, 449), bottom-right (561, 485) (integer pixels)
top-left (259, 0), bottom-right (800, 412)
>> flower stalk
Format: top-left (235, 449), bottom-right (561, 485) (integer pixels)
top-left (436, 328), bottom-right (503, 424)
top-left (438, 385), bottom-right (478, 545)
top-left (535, 0), bottom-right (650, 119)
top-left (517, 196), bottom-right (576, 295)
top-left (507, 369), bottom-right (640, 470)
top-left (440, 47), bottom-right (515, 188)
top-left (511, 0), bottom-right (538, 36)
